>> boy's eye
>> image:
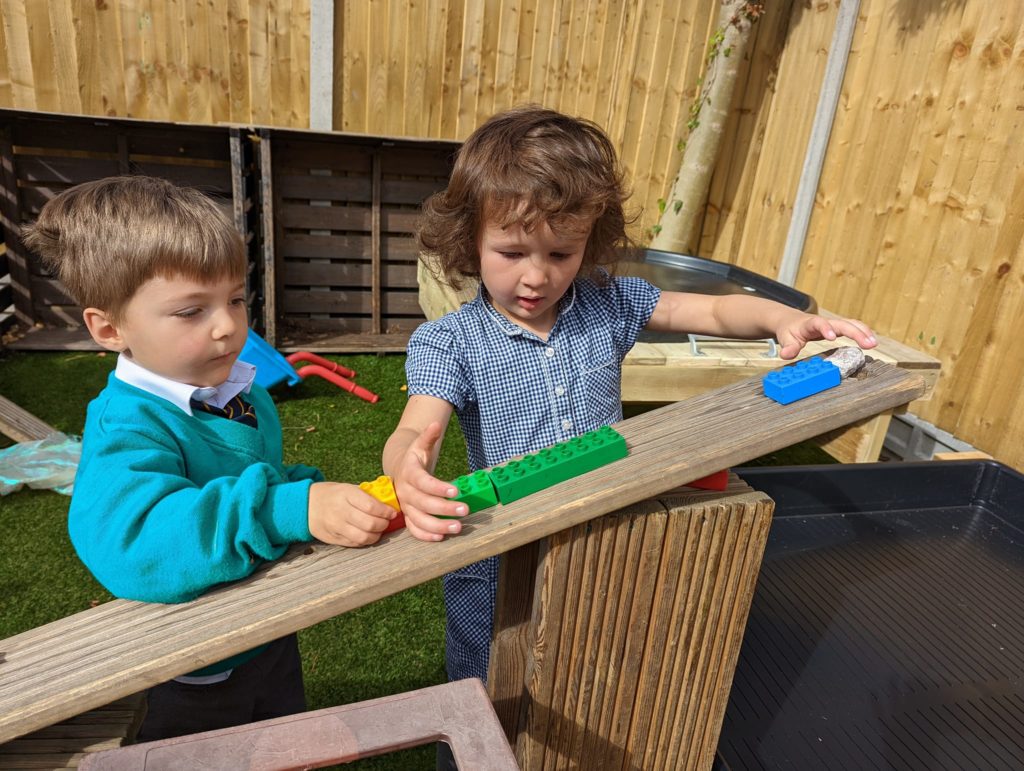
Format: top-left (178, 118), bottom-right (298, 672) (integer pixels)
top-left (231, 296), bottom-right (246, 306)
top-left (174, 308), bottom-right (201, 318)
top-left (498, 251), bottom-right (521, 259)
top-left (550, 252), bottom-right (571, 260)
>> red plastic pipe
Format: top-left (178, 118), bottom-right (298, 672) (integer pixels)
top-left (293, 364), bottom-right (379, 404)
top-left (285, 351), bottom-right (356, 378)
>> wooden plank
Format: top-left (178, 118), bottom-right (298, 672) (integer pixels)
top-left (280, 232), bottom-right (419, 261)
top-left (283, 260), bottom-right (418, 287)
top-left (489, 540), bottom-right (541, 745)
top-left (0, 0), bottom-right (37, 109)
top-left (281, 288), bottom-right (421, 316)
top-left (0, 394), bottom-right (57, 443)
top-left (277, 203), bottom-right (419, 234)
top-left (371, 150), bottom-right (382, 333)
top-left (0, 360), bottom-right (925, 743)
top-left (0, 128), bottom-right (32, 325)
top-left (259, 130), bottom-right (277, 345)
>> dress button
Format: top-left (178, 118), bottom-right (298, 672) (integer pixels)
top-left (555, 385), bottom-right (565, 396)
top-left (562, 419), bottom-right (572, 431)
top-left (545, 347), bottom-right (555, 358)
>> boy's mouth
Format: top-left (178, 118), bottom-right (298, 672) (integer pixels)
top-left (517, 296), bottom-right (543, 311)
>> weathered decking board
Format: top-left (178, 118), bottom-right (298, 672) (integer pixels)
top-left (0, 360), bottom-right (925, 743)
top-left (0, 394), bottom-right (57, 443)
top-left (489, 477), bottom-right (772, 770)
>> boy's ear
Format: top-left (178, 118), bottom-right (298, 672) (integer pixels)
top-left (82, 307), bottom-right (128, 353)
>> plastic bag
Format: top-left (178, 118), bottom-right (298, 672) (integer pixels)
top-left (0, 432), bottom-right (81, 496)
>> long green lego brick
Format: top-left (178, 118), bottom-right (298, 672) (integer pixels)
top-left (439, 469), bottom-right (499, 517)
top-left (488, 426), bottom-right (628, 504)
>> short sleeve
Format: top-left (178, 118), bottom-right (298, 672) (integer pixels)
top-left (607, 276), bottom-right (661, 358)
top-left (405, 318), bottom-right (472, 411)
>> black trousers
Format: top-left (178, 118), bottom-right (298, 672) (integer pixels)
top-left (135, 634), bottom-right (306, 743)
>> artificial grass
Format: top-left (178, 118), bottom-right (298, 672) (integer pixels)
top-left (0, 348), bottom-right (834, 769)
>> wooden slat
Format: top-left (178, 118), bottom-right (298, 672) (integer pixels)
top-left (281, 288), bottom-right (421, 316)
top-left (371, 150), bottom-right (382, 333)
top-left (0, 360), bottom-right (925, 743)
top-left (279, 232), bottom-right (419, 261)
top-left (0, 394), bottom-right (57, 443)
top-left (259, 129), bottom-right (276, 346)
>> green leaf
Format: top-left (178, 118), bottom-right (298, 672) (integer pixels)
top-left (657, 198), bottom-right (666, 213)
top-left (673, 200), bottom-right (683, 214)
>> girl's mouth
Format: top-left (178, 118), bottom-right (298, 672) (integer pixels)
top-left (517, 296), bottom-right (543, 311)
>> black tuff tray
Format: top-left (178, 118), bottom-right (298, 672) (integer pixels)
top-left (716, 461), bottom-right (1024, 771)
top-left (622, 250), bottom-right (815, 345)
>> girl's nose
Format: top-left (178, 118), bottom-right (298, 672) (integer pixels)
top-left (522, 257), bottom-right (548, 287)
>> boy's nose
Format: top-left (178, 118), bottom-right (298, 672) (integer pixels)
top-left (212, 309), bottom-right (238, 339)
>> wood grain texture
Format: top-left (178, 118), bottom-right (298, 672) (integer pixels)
top-left (495, 478), bottom-right (771, 770)
top-left (0, 361), bottom-right (924, 743)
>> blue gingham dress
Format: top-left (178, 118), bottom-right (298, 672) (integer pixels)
top-left (405, 274), bottom-right (661, 683)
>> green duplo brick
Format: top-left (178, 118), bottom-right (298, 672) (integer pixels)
top-left (488, 426), bottom-right (628, 504)
top-left (441, 469), bottom-right (499, 516)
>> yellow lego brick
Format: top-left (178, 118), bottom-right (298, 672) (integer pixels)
top-left (359, 475), bottom-right (400, 511)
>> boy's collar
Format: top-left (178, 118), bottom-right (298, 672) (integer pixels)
top-left (114, 355), bottom-right (256, 415)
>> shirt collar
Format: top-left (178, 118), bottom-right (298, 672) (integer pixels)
top-left (478, 281), bottom-right (578, 339)
top-left (114, 355), bottom-right (256, 415)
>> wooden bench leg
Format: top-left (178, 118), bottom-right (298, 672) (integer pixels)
top-left (79, 679), bottom-right (518, 770)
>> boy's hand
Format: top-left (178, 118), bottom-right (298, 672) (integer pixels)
top-left (392, 422), bottom-right (469, 542)
top-left (307, 482), bottom-right (398, 547)
top-left (776, 311), bottom-right (877, 360)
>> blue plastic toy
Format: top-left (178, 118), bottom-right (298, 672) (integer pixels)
top-left (240, 329), bottom-right (303, 389)
top-left (239, 329), bottom-right (379, 403)
top-left (763, 356), bottom-right (841, 405)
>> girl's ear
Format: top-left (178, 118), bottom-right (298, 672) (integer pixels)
top-left (82, 307), bottom-right (128, 353)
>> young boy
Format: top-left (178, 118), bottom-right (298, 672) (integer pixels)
top-left (21, 175), bottom-right (397, 741)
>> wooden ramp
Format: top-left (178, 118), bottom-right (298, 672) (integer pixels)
top-left (0, 360), bottom-right (925, 744)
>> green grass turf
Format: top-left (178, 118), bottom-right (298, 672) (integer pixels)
top-left (0, 349), bottom-right (835, 768)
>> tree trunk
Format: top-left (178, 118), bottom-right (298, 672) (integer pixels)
top-left (650, 0), bottom-right (762, 255)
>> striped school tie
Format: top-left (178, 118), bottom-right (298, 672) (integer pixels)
top-left (190, 393), bottom-right (258, 428)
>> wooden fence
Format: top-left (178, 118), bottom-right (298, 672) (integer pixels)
top-left (0, 0), bottom-right (1020, 468)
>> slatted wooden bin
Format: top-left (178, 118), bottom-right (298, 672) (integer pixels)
top-left (257, 127), bottom-right (458, 352)
top-left (489, 475), bottom-right (772, 771)
top-left (0, 109), bottom-right (258, 350)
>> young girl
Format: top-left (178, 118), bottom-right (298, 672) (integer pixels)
top-left (383, 105), bottom-right (876, 685)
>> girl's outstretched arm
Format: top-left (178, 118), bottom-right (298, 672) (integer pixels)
top-left (383, 394), bottom-right (469, 541)
top-left (646, 291), bottom-right (877, 360)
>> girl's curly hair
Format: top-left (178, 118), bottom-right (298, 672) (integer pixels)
top-left (418, 105), bottom-right (637, 289)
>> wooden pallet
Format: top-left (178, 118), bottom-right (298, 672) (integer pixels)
top-left (0, 359), bottom-right (924, 745)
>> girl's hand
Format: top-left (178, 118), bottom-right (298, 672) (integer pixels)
top-left (307, 482), bottom-right (398, 547)
top-left (776, 312), bottom-right (877, 360)
top-left (392, 422), bottom-right (469, 542)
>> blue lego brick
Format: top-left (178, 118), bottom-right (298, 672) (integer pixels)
top-left (763, 356), bottom-right (841, 405)
top-left (488, 426), bottom-right (628, 504)
top-left (442, 470), bottom-right (500, 515)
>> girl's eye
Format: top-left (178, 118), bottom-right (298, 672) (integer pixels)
top-left (231, 296), bottom-right (246, 306)
top-left (175, 308), bottom-right (201, 319)
top-left (499, 251), bottom-right (521, 259)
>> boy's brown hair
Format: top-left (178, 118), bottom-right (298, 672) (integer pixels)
top-left (21, 175), bottom-right (246, 322)
top-left (418, 105), bottom-right (636, 288)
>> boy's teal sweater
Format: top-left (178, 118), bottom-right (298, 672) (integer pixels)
top-left (70, 373), bottom-right (322, 604)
